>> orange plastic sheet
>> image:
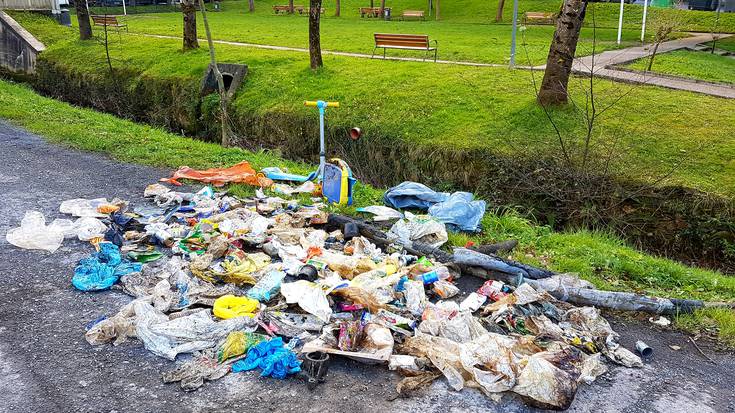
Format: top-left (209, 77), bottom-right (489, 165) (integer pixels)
top-left (160, 161), bottom-right (271, 187)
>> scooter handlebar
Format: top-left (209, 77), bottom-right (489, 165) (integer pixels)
top-left (304, 100), bottom-right (340, 108)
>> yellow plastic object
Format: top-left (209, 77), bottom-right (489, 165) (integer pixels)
top-left (213, 295), bottom-right (259, 319)
top-left (304, 100), bottom-right (340, 108)
top-left (217, 331), bottom-right (268, 363)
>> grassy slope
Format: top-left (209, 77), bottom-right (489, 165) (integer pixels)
top-left (23, 12), bottom-right (735, 197)
top-left (624, 49), bottom-right (735, 84)
top-left (0, 78), bottom-right (733, 343)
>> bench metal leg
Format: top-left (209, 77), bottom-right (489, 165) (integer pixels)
top-left (434, 49), bottom-right (437, 62)
top-left (383, 48), bottom-right (386, 59)
top-left (371, 47), bottom-right (376, 59)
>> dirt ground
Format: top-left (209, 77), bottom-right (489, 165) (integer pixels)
top-left (0, 121), bottom-right (733, 413)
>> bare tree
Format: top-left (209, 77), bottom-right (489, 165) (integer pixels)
top-left (646, 12), bottom-right (680, 71)
top-left (335, 0), bottom-right (340, 17)
top-left (197, 0), bottom-right (231, 146)
top-left (537, 0), bottom-right (587, 106)
top-left (249, 0), bottom-right (255, 12)
top-left (75, 0), bottom-right (93, 40)
top-left (379, 0), bottom-right (385, 16)
top-left (182, 0), bottom-right (199, 50)
top-left (309, 0), bottom-right (324, 69)
top-left (495, 0), bottom-right (505, 23)
top-left (289, 0), bottom-right (295, 13)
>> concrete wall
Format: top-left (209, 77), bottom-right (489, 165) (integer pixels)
top-left (0, 11), bottom-right (45, 73)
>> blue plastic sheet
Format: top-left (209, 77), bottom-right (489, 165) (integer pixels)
top-left (231, 337), bottom-right (301, 379)
top-left (72, 243), bottom-right (142, 291)
top-left (383, 182), bottom-right (449, 210)
top-left (428, 192), bottom-right (486, 232)
top-left (384, 182), bottom-right (486, 232)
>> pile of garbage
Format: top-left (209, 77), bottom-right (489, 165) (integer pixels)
top-left (6, 164), bottom-right (646, 410)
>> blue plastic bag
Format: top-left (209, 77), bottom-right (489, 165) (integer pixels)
top-left (383, 182), bottom-right (449, 210)
top-left (428, 192), bottom-right (486, 232)
top-left (231, 337), bottom-right (301, 379)
top-left (72, 243), bottom-right (142, 291)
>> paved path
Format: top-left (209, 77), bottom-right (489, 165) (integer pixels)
top-left (139, 32), bottom-right (735, 98)
top-left (1, 120), bottom-right (735, 412)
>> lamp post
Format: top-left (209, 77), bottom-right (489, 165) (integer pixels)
top-left (509, 0), bottom-right (519, 67)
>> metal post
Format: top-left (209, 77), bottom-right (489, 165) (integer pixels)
top-left (617, 0), bottom-right (624, 45)
top-left (122, 0), bottom-right (127, 15)
top-left (317, 100), bottom-right (326, 182)
top-left (509, 0), bottom-right (519, 68)
top-left (641, 0), bottom-right (649, 42)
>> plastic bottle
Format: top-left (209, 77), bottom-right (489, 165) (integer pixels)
top-left (417, 266), bottom-right (450, 284)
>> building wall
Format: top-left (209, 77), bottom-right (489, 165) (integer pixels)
top-left (0, 0), bottom-right (55, 11)
top-left (0, 11), bottom-right (45, 73)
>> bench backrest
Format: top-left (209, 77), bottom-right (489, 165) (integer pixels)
top-left (273, 5), bottom-right (303, 9)
top-left (91, 15), bottom-right (119, 25)
top-left (524, 12), bottom-right (554, 18)
top-left (402, 10), bottom-right (424, 16)
top-left (374, 33), bottom-right (430, 48)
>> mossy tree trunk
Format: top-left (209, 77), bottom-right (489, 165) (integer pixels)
top-left (335, 0), bottom-right (340, 16)
top-left (537, 0), bottom-right (587, 106)
top-left (249, 0), bottom-right (255, 12)
top-left (495, 0), bottom-right (505, 22)
top-left (75, 0), bottom-right (93, 40)
top-left (309, 0), bottom-right (323, 69)
top-left (182, 0), bottom-right (199, 50)
top-left (289, 0), bottom-right (294, 13)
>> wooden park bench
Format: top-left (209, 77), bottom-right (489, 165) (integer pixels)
top-left (399, 10), bottom-right (425, 21)
top-left (372, 33), bottom-right (438, 62)
top-left (91, 15), bottom-right (128, 32)
top-left (273, 4), bottom-right (305, 14)
top-left (359, 7), bottom-right (382, 17)
top-left (305, 7), bottom-right (326, 14)
top-left (522, 12), bottom-right (556, 25)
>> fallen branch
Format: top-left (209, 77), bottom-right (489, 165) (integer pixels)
top-left (688, 336), bottom-right (717, 364)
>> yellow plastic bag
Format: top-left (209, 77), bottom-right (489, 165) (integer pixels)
top-left (217, 331), bottom-right (269, 363)
top-left (213, 295), bottom-right (259, 319)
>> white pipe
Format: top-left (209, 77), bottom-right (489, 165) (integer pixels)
top-left (641, 0), bottom-right (649, 42)
top-left (617, 0), bottom-right (624, 45)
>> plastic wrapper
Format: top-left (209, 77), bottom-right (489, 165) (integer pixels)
top-left (162, 350), bottom-right (231, 391)
top-left (356, 205), bottom-right (403, 221)
top-left (419, 311), bottom-right (488, 343)
top-left (511, 348), bottom-right (585, 410)
top-left (388, 212), bottom-right (448, 249)
top-left (280, 280), bottom-right (332, 322)
top-left (338, 319), bottom-right (366, 351)
top-left (6, 210), bottom-right (64, 252)
top-left (85, 299), bottom-right (141, 346)
top-left (460, 292), bottom-right (487, 312)
top-left (404, 280), bottom-right (428, 316)
top-left (217, 331), bottom-right (269, 363)
top-left (432, 279), bottom-right (460, 299)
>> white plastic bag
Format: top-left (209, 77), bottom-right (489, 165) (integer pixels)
top-left (59, 198), bottom-right (108, 217)
top-left (6, 211), bottom-right (64, 252)
top-left (51, 217), bottom-right (107, 241)
top-left (280, 280), bottom-right (332, 322)
top-left (388, 212), bottom-right (448, 248)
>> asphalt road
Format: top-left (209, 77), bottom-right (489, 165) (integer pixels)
top-left (0, 121), bottom-right (733, 413)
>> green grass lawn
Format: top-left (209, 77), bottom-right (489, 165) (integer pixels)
top-left (76, 0), bottom-right (732, 66)
top-left (11, 11), bottom-right (735, 197)
top-left (0, 78), bottom-right (733, 343)
top-left (624, 49), bottom-right (735, 84)
top-left (709, 35), bottom-right (735, 52)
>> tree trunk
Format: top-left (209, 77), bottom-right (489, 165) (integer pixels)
top-left (335, 0), bottom-right (340, 16)
top-left (249, 0), bottom-right (255, 12)
top-left (647, 42), bottom-right (660, 71)
top-left (309, 0), bottom-right (323, 69)
top-left (289, 0), bottom-right (294, 13)
top-left (435, 0), bottom-right (440, 20)
top-left (75, 0), bottom-right (93, 40)
top-left (379, 0), bottom-right (385, 16)
top-left (495, 0), bottom-right (505, 22)
top-left (537, 0), bottom-right (587, 106)
top-left (181, 0), bottom-right (199, 50)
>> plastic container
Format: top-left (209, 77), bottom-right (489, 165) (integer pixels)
top-left (417, 266), bottom-right (450, 284)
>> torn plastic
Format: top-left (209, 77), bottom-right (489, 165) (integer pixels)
top-left (162, 350), bottom-right (231, 391)
top-left (72, 242), bottom-right (142, 291)
top-left (59, 198), bottom-right (109, 218)
top-left (427, 191), bottom-right (486, 232)
top-left (217, 331), bottom-right (269, 363)
top-left (161, 161), bottom-right (268, 187)
top-left (280, 281), bottom-right (332, 322)
top-left (6, 211), bottom-right (64, 252)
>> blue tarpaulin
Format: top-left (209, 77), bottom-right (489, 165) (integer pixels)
top-left (384, 182), bottom-right (486, 232)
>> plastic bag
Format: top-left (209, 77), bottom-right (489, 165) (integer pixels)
top-left (59, 198), bottom-right (108, 217)
top-left (404, 280), bottom-right (428, 316)
top-left (428, 192), bottom-right (486, 232)
top-left (72, 242), bottom-right (142, 291)
top-left (231, 337), bottom-right (301, 379)
top-left (511, 349), bottom-right (584, 410)
top-left (247, 270), bottom-right (286, 302)
top-left (280, 280), bottom-right (332, 322)
top-left (217, 331), bottom-right (269, 363)
top-left (6, 211), bottom-right (64, 252)
top-left (383, 181), bottom-right (449, 210)
top-left (356, 205), bottom-right (403, 221)
top-left (54, 217), bottom-right (107, 241)
top-left (162, 350), bottom-right (231, 391)
top-left (212, 295), bottom-right (259, 319)
top-left (432, 279), bottom-right (460, 299)
top-left (388, 212), bottom-right (448, 248)
top-left (133, 301), bottom-right (257, 360)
